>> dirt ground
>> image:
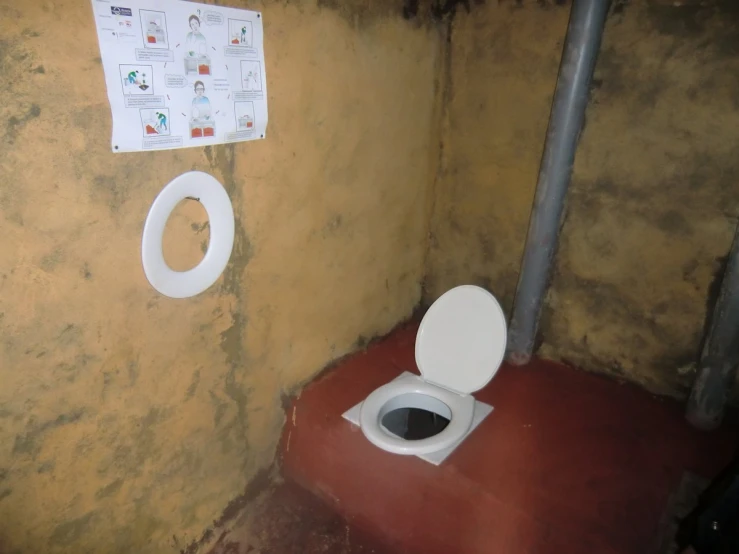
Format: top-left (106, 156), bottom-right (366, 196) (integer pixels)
top-left (206, 479), bottom-right (395, 554)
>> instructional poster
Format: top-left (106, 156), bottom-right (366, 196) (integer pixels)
top-left (90, 0), bottom-right (268, 153)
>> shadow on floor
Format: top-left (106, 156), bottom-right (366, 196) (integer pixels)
top-left (206, 479), bottom-right (394, 554)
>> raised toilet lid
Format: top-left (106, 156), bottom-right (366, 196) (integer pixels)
top-left (416, 285), bottom-right (507, 395)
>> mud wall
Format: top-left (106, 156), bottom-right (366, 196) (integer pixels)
top-left (426, 0), bottom-right (739, 397)
top-left (425, 0), bottom-right (570, 314)
top-left (542, 0), bottom-right (739, 397)
top-left (0, 1), bottom-right (440, 552)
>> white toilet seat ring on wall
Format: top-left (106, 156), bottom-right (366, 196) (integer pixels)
top-left (141, 171), bottom-right (235, 299)
top-left (359, 377), bottom-right (475, 456)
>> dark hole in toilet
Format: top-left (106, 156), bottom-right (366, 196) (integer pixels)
top-left (382, 408), bottom-right (451, 440)
top-left (379, 393), bottom-right (452, 440)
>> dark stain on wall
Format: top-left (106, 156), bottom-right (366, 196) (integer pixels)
top-left (535, 0), bottom-right (569, 8)
top-left (655, 210), bottom-right (693, 237)
top-left (403, 0), bottom-right (421, 19)
top-left (5, 103), bottom-right (40, 144)
top-left (648, 0), bottom-right (739, 38)
top-left (49, 512), bottom-right (96, 547)
top-left (180, 468), bottom-right (273, 554)
top-left (540, 0), bottom-right (739, 396)
top-left (208, 145), bottom-right (258, 471)
top-left (317, 0), bottom-right (481, 26)
top-left (37, 460), bottom-right (54, 474)
top-left (317, 0), bottom-right (407, 26)
top-left (13, 409), bottom-right (86, 459)
top-left (40, 248), bottom-right (66, 272)
top-left (95, 478), bottom-right (123, 500)
top-left (353, 334), bottom-right (369, 349)
top-left (92, 173), bottom-right (130, 214)
top-left (212, 145), bottom-right (254, 299)
top-left (186, 369), bottom-right (201, 400)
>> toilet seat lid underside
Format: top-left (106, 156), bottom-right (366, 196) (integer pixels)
top-left (416, 285), bottom-right (507, 395)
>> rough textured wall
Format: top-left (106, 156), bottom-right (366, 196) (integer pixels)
top-left (424, 0), bottom-right (570, 314)
top-left (426, 0), bottom-right (739, 398)
top-left (0, 1), bottom-right (439, 552)
top-left (541, 0), bottom-right (739, 397)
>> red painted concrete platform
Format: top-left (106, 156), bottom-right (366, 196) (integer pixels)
top-left (281, 323), bottom-right (737, 554)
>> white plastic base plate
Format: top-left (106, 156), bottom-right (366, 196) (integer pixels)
top-left (341, 371), bottom-right (493, 466)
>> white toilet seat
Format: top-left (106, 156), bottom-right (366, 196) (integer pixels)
top-left (357, 285), bottom-right (507, 457)
top-left (416, 285), bottom-right (507, 393)
top-left (141, 171), bottom-right (234, 299)
top-left (359, 374), bottom-right (475, 455)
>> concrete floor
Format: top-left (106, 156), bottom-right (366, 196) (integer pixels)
top-left (281, 322), bottom-right (738, 554)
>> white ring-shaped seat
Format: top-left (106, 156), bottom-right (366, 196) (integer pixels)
top-left (359, 376), bottom-right (475, 455)
top-left (141, 171), bottom-right (234, 299)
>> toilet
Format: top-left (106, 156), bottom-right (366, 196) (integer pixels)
top-left (356, 285), bottom-right (507, 458)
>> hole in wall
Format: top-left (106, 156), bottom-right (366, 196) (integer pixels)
top-left (379, 393), bottom-right (451, 440)
top-left (162, 198), bottom-right (210, 271)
